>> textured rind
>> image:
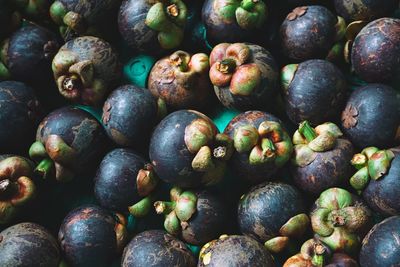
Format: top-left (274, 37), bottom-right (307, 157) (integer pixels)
top-left (224, 111), bottom-right (284, 183)
top-left (94, 148), bottom-right (148, 211)
top-left (57, 0), bottom-right (117, 24)
top-left (351, 18), bottom-right (400, 83)
top-left (238, 182), bottom-right (305, 242)
top-left (291, 139), bottom-right (354, 195)
top-left (360, 216), bottom-right (400, 267)
top-left (280, 5), bottom-right (337, 61)
top-left (341, 84), bottom-right (400, 148)
top-left (58, 205), bottom-right (118, 267)
top-left (284, 59), bottom-right (347, 125)
top-left (213, 44), bottom-right (279, 111)
top-left (122, 230), bottom-right (196, 267)
top-left (198, 235), bottom-right (275, 267)
top-left (0, 222), bottom-right (60, 267)
top-left (102, 85), bottom-right (158, 147)
top-left (334, 0), bottom-right (398, 22)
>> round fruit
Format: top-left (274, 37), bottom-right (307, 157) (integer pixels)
top-left (52, 36), bottom-right (121, 106)
top-left (334, 0), bottom-right (398, 22)
top-left (198, 235), bottom-right (275, 267)
top-left (360, 216), bottom-right (400, 267)
top-left (0, 222), bottom-right (60, 267)
top-left (122, 230), bottom-right (196, 267)
top-left (59, 205), bottom-right (128, 267)
top-left (29, 106), bottom-right (109, 182)
top-left (209, 43), bottom-right (279, 111)
top-left (118, 0), bottom-right (187, 53)
top-left (351, 18), bottom-right (400, 83)
top-left (154, 187), bottom-right (226, 245)
top-left (282, 59), bottom-right (347, 125)
top-left (201, 0), bottom-right (268, 45)
top-left (102, 85), bottom-right (162, 148)
top-left (280, 5), bottom-right (345, 61)
top-left (0, 81), bottom-right (41, 154)
top-left (224, 111), bottom-right (293, 184)
top-left (291, 121), bottom-right (354, 195)
top-left (238, 182), bottom-right (309, 254)
top-left (148, 50), bottom-right (211, 109)
top-left (341, 84), bottom-right (400, 148)
top-left (149, 110), bottom-right (233, 188)
top-left (94, 148), bottom-right (158, 217)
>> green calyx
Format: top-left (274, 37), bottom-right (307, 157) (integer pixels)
top-left (265, 213), bottom-right (310, 253)
top-left (154, 187), bottom-right (197, 236)
top-left (50, 1), bottom-right (86, 36)
top-left (184, 119), bottom-right (233, 185)
top-left (293, 122), bottom-right (342, 167)
top-left (136, 164), bottom-right (158, 197)
top-left (311, 188), bottom-right (371, 253)
top-left (334, 16), bottom-right (346, 42)
top-left (217, 0), bottom-right (267, 30)
top-left (233, 120), bottom-right (293, 167)
top-left (145, 0), bottom-right (187, 49)
top-left (281, 64), bottom-right (298, 93)
top-left (350, 147), bottom-right (395, 192)
top-left (29, 136), bottom-right (76, 182)
top-left (50, 1), bottom-right (67, 25)
top-left (298, 239), bottom-right (330, 267)
top-left (128, 195), bottom-right (154, 218)
top-left (169, 51), bottom-right (210, 83)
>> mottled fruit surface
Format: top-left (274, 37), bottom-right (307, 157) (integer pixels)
top-left (334, 0), bottom-right (398, 22)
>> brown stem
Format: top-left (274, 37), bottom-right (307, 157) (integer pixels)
top-left (213, 146), bottom-right (227, 159)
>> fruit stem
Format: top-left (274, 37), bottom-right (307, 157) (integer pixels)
top-left (299, 121), bottom-right (317, 142)
top-left (213, 146), bottom-right (227, 159)
top-left (166, 4), bottom-right (179, 18)
top-left (216, 58), bottom-right (236, 74)
top-left (311, 243), bottom-right (326, 267)
top-left (154, 201), bottom-right (176, 215)
top-left (35, 158), bottom-right (54, 179)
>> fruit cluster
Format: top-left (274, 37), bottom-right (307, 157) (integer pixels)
top-left (0, 0), bottom-right (399, 266)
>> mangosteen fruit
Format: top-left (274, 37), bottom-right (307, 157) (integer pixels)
top-left (118, 0), bottom-right (188, 53)
top-left (280, 5), bottom-right (346, 61)
top-left (0, 24), bottom-right (60, 85)
top-left (284, 238), bottom-right (358, 267)
top-left (359, 216), bottom-right (400, 267)
top-left (311, 188), bottom-right (372, 255)
top-left (122, 229), bottom-right (196, 267)
top-left (0, 222), bottom-right (60, 267)
top-left (148, 50), bottom-right (211, 110)
top-left (291, 121), bottom-right (354, 195)
top-left (224, 111), bottom-right (293, 184)
top-left (350, 146), bottom-right (400, 216)
top-left (102, 85), bottom-right (164, 148)
top-left (52, 36), bottom-right (121, 106)
top-left (154, 187), bottom-right (226, 246)
top-left (0, 155), bottom-right (36, 224)
top-left (238, 182), bottom-right (309, 254)
top-left (201, 0), bottom-right (268, 45)
top-left (29, 106), bottom-right (109, 183)
top-left (334, 0), bottom-right (398, 22)
top-left (149, 110), bottom-right (233, 188)
top-left (94, 148), bottom-right (158, 217)
top-left (59, 205), bottom-right (128, 267)
top-left (0, 0), bottom-right (20, 41)
top-left (341, 84), bottom-right (400, 149)
top-left (49, 0), bottom-right (119, 39)
top-left (351, 18), bottom-right (400, 83)
top-left (0, 81), bottom-right (42, 154)
top-left (198, 234), bottom-right (275, 267)
top-left (282, 59), bottom-right (348, 125)
top-left (209, 43), bottom-right (279, 111)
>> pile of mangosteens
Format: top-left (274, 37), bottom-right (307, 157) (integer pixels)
top-left (0, 0), bottom-right (399, 266)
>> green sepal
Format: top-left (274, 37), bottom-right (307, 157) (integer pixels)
top-left (368, 150), bottom-right (395, 180)
top-left (293, 144), bottom-right (316, 167)
top-left (318, 188), bottom-right (353, 210)
top-left (29, 141), bottom-right (47, 161)
top-left (49, 1), bottom-right (67, 25)
top-left (233, 125), bottom-right (259, 153)
top-left (311, 208), bottom-right (334, 237)
top-left (317, 227), bottom-right (360, 254)
top-left (128, 195), bottom-right (153, 218)
top-left (281, 64), bottom-right (298, 93)
top-left (279, 213), bottom-right (310, 238)
top-left (236, 1), bottom-right (267, 30)
top-left (0, 61), bottom-right (11, 81)
top-left (217, 0), bottom-right (239, 21)
top-left (350, 166), bottom-right (369, 191)
top-left (164, 211), bottom-right (181, 236)
top-left (175, 191), bottom-right (197, 221)
top-left (264, 236), bottom-right (290, 253)
top-left (308, 132), bottom-right (336, 152)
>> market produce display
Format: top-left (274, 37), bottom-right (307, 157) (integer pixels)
top-left (0, 0), bottom-right (399, 266)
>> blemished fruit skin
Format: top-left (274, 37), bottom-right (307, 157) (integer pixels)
top-left (102, 85), bottom-right (159, 148)
top-left (351, 18), bottom-right (400, 83)
top-left (198, 235), bottom-right (275, 267)
top-left (283, 59), bottom-right (348, 125)
top-left (334, 0), bottom-right (398, 22)
top-left (121, 230), bottom-right (196, 267)
top-left (0, 223), bottom-right (60, 267)
top-left (58, 205), bottom-right (126, 267)
top-left (360, 216), bottom-right (400, 267)
top-left (0, 81), bottom-right (41, 154)
top-left (238, 182), bottom-right (305, 243)
top-left (280, 5), bottom-right (339, 61)
top-left (341, 84), bottom-right (400, 149)
top-left (1, 25), bottom-right (60, 85)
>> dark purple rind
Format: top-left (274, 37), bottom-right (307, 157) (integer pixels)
top-left (334, 0), bottom-right (398, 22)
